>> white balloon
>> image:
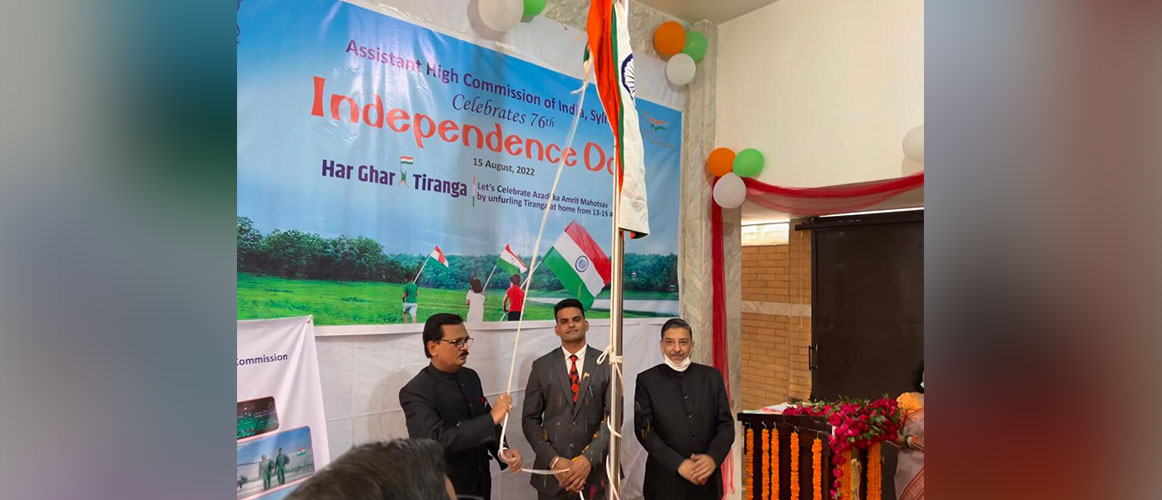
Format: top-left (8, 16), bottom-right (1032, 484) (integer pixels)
top-left (665, 53), bottom-right (696, 86)
top-left (478, 0), bottom-right (523, 33)
top-left (713, 173), bottom-right (747, 208)
top-left (902, 124), bottom-right (924, 163)
top-left (900, 157), bottom-right (924, 176)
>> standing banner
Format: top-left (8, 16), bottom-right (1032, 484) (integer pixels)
top-left (237, 0), bottom-right (683, 326)
top-left (237, 316), bottom-right (331, 499)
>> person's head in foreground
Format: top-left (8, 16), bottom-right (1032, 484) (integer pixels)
top-left (286, 438), bottom-right (456, 500)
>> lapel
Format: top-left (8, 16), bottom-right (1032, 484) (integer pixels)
top-left (572, 346), bottom-right (597, 417)
top-left (550, 348), bottom-right (573, 411)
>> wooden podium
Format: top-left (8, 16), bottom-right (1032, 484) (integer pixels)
top-left (738, 413), bottom-right (884, 500)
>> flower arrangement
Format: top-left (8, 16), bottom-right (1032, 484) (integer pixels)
top-left (783, 397), bottom-right (902, 500)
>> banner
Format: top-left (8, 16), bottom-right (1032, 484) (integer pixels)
top-left (237, 316), bottom-right (331, 499)
top-left (237, 0), bottom-right (683, 326)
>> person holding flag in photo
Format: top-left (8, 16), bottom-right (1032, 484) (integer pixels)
top-left (502, 274), bottom-right (525, 321)
top-left (403, 245), bottom-right (449, 323)
top-left (483, 244), bottom-right (528, 322)
top-left (398, 155), bottom-right (413, 188)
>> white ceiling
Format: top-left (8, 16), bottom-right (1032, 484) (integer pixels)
top-left (636, 0), bottom-right (782, 24)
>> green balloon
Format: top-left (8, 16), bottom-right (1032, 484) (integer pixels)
top-left (733, 148), bottom-right (765, 177)
top-left (682, 31), bottom-right (707, 63)
top-left (523, 0), bottom-right (547, 18)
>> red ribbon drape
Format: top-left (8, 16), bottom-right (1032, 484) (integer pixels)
top-left (710, 199), bottom-right (732, 498)
top-left (743, 172), bottom-right (923, 216)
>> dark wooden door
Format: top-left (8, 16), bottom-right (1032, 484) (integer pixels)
top-left (806, 211), bottom-right (924, 401)
top-left (803, 211), bottom-right (923, 500)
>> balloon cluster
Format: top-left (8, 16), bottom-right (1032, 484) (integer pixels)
top-left (653, 21), bottom-right (705, 86)
top-left (477, 0), bottom-right (548, 33)
top-left (706, 147), bottom-right (764, 209)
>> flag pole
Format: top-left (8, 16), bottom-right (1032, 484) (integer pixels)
top-left (608, 122), bottom-right (626, 500)
top-left (412, 256), bottom-right (430, 284)
top-left (609, 219), bottom-right (625, 500)
top-left (481, 263), bottom-right (498, 292)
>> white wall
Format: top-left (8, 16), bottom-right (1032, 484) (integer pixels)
top-left (716, 0), bottom-right (924, 187)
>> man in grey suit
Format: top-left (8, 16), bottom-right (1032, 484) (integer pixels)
top-left (522, 298), bottom-right (615, 500)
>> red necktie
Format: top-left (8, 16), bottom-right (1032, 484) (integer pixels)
top-left (569, 354), bottom-right (580, 403)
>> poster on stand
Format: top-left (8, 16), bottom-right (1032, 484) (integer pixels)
top-left (237, 316), bottom-right (330, 499)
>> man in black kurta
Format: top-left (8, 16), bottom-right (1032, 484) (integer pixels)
top-left (400, 313), bottom-right (522, 499)
top-left (634, 318), bottom-right (734, 500)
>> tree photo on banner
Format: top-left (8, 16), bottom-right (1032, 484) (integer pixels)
top-left (237, 0), bottom-right (683, 326)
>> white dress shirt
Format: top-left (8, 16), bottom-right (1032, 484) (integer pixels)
top-left (562, 345), bottom-right (586, 377)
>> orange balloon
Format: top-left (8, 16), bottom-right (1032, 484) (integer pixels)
top-left (706, 147), bottom-right (736, 177)
top-left (653, 22), bottom-right (687, 57)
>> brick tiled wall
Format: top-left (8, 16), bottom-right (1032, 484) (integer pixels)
top-left (740, 226), bottom-right (812, 410)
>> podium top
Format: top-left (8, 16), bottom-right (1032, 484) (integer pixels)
top-left (735, 412), bottom-right (832, 434)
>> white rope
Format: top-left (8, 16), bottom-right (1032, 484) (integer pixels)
top-left (602, 340), bottom-right (624, 500)
top-left (496, 69), bottom-right (592, 458)
top-left (520, 467), bottom-right (568, 475)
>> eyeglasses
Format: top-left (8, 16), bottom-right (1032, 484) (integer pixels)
top-left (438, 337), bottom-right (474, 349)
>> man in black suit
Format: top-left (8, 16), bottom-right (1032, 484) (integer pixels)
top-left (522, 299), bottom-right (615, 500)
top-left (400, 313), bottom-right (523, 500)
top-left (634, 318), bottom-right (734, 500)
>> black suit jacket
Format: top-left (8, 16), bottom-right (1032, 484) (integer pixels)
top-left (400, 364), bottom-right (506, 499)
top-left (634, 363), bottom-right (734, 500)
top-left (521, 345), bottom-right (617, 499)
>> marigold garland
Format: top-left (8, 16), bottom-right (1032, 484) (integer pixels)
top-left (771, 428), bottom-right (779, 500)
top-left (761, 428), bottom-right (771, 500)
top-left (868, 442), bottom-right (882, 500)
top-left (811, 437), bottom-right (822, 500)
top-left (745, 427), bottom-right (755, 500)
top-left (789, 431), bottom-right (800, 500)
top-left (840, 450), bottom-right (852, 500)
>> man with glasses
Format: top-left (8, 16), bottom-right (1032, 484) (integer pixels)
top-left (400, 313), bottom-right (523, 500)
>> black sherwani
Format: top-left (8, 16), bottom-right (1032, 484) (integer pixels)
top-left (634, 363), bottom-right (735, 500)
top-left (400, 364), bottom-right (508, 499)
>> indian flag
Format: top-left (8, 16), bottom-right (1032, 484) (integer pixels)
top-left (429, 245), bottom-right (449, 267)
top-left (586, 0), bottom-right (650, 239)
top-left (296, 446), bottom-right (307, 456)
top-left (497, 244), bottom-right (528, 275)
top-left (399, 155), bottom-right (414, 165)
top-left (543, 222), bottom-right (611, 309)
